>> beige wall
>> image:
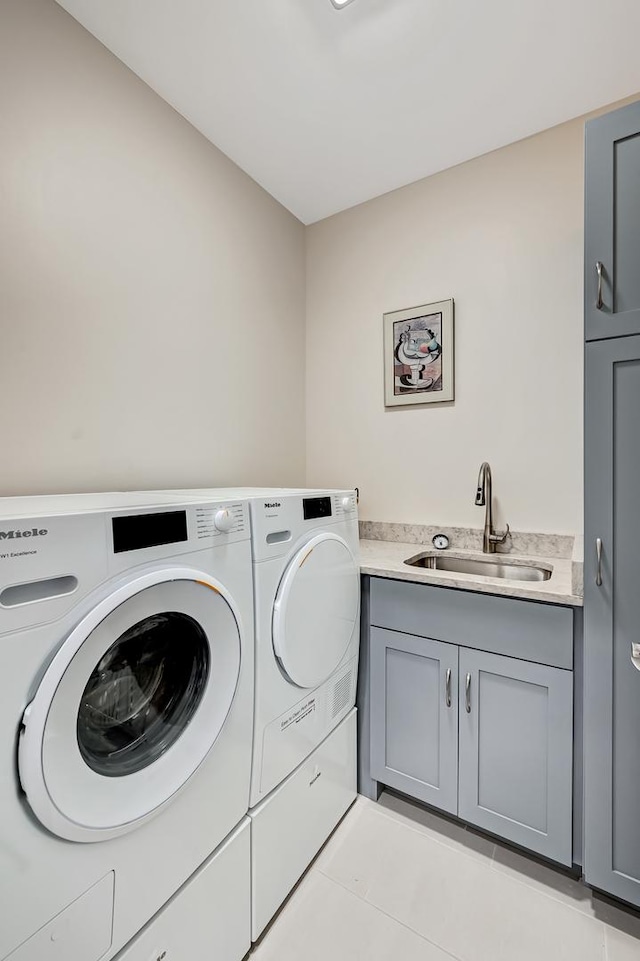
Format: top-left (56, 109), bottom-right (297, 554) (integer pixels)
top-left (0, 0), bottom-right (305, 496)
top-left (306, 120), bottom-right (586, 535)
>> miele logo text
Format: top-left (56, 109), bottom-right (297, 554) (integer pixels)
top-left (264, 502), bottom-right (281, 509)
top-left (0, 528), bottom-right (48, 540)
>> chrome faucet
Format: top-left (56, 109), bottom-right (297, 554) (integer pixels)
top-left (475, 461), bottom-right (510, 554)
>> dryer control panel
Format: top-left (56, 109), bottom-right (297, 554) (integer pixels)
top-left (302, 496), bottom-right (332, 520)
top-left (302, 493), bottom-right (357, 519)
top-left (250, 491), bottom-right (358, 563)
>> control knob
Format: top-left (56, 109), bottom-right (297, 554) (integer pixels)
top-left (341, 496), bottom-right (353, 511)
top-left (214, 508), bottom-right (235, 533)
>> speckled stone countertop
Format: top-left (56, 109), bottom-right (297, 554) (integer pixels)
top-left (359, 522), bottom-right (583, 607)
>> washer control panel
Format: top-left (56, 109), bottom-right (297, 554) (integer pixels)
top-left (112, 510), bottom-right (188, 554)
top-left (108, 501), bottom-right (250, 571)
top-left (195, 502), bottom-right (247, 539)
top-left (333, 492), bottom-right (357, 515)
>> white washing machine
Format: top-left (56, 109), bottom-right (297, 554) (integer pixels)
top-left (143, 488), bottom-right (360, 938)
top-left (0, 492), bottom-right (254, 961)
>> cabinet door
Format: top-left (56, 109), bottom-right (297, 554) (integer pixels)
top-left (370, 627), bottom-right (458, 814)
top-left (458, 648), bottom-right (573, 865)
top-left (585, 99), bottom-right (640, 341)
top-left (584, 336), bottom-right (640, 905)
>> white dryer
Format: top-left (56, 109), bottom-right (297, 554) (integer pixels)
top-left (247, 489), bottom-right (360, 937)
top-left (0, 493), bottom-right (253, 961)
top-left (246, 490), bottom-right (360, 800)
top-left (143, 487), bottom-right (360, 938)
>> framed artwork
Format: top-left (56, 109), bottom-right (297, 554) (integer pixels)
top-left (383, 298), bottom-right (454, 407)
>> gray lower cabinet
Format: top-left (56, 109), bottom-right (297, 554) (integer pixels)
top-left (370, 627), bottom-right (459, 814)
top-left (369, 621), bottom-right (574, 865)
top-left (366, 578), bottom-right (576, 865)
top-left (584, 334), bottom-right (640, 906)
top-left (458, 648), bottom-right (573, 865)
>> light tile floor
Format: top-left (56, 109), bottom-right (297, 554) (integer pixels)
top-left (250, 792), bottom-right (640, 961)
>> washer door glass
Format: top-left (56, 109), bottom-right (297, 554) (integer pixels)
top-left (272, 533), bottom-right (359, 689)
top-left (18, 570), bottom-right (242, 842)
top-left (78, 611), bottom-right (210, 777)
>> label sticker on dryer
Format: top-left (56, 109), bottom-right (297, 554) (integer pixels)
top-left (280, 697), bottom-right (316, 732)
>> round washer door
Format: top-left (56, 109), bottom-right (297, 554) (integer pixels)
top-left (272, 533), bottom-right (359, 689)
top-left (19, 567), bottom-right (242, 843)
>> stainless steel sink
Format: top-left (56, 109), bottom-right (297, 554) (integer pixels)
top-left (404, 553), bottom-right (552, 582)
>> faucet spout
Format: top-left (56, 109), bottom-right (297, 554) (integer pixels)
top-left (475, 462), bottom-right (489, 507)
top-left (474, 461), bottom-right (509, 554)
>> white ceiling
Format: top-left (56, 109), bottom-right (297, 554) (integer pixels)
top-left (55, 0), bottom-right (640, 224)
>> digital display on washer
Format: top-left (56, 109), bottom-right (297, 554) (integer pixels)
top-left (112, 511), bottom-right (188, 553)
top-left (303, 496), bottom-right (332, 520)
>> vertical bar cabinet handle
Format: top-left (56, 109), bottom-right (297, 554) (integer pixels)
top-left (595, 261), bottom-right (604, 310)
top-left (445, 668), bottom-right (452, 708)
top-left (465, 673), bottom-right (471, 713)
top-left (595, 537), bottom-right (603, 587)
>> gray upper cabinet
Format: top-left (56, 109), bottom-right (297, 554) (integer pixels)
top-left (584, 334), bottom-right (640, 906)
top-left (370, 627), bottom-right (459, 814)
top-left (458, 648), bottom-right (573, 866)
top-left (585, 99), bottom-right (640, 341)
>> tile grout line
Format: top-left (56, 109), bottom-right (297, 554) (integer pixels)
top-left (321, 805), bottom-right (613, 956)
top-left (364, 799), bottom-right (613, 935)
top-left (324, 799), bottom-right (629, 958)
top-left (311, 866), bottom-right (466, 961)
top-left (315, 859), bottom-right (610, 961)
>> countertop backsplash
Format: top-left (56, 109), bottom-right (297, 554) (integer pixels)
top-left (359, 520), bottom-right (575, 560)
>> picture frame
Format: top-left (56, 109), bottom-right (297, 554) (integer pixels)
top-left (383, 298), bottom-right (454, 407)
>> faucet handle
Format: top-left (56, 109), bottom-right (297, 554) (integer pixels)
top-left (489, 523), bottom-right (510, 546)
